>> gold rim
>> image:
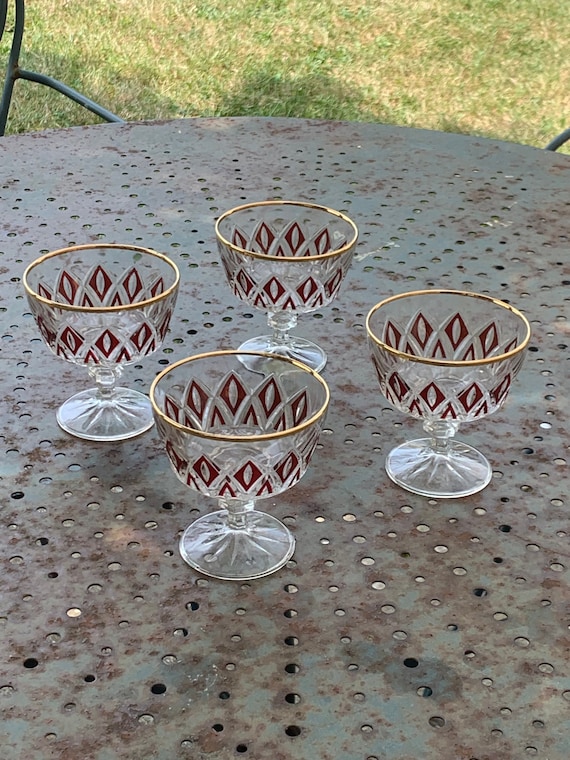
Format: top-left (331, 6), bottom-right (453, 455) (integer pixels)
top-left (150, 349), bottom-right (330, 442)
top-left (366, 289), bottom-right (531, 366)
top-left (23, 243), bottom-right (180, 312)
top-left (215, 200), bottom-right (359, 262)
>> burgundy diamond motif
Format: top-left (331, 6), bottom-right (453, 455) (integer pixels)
top-left (80, 292), bottom-right (95, 307)
top-left (235, 268), bottom-right (255, 296)
top-left (257, 377), bottom-right (282, 418)
top-left (166, 441), bottom-right (187, 475)
top-left (296, 277), bottom-right (320, 304)
top-left (262, 276), bottom-right (286, 304)
top-left (274, 451), bottom-right (300, 483)
top-left (59, 325), bottom-right (84, 354)
top-left (384, 320), bottom-right (402, 350)
top-left (38, 283), bottom-right (53, 300)
top-left (94, 329), bottom-right (121, 359)
top-left (410, 312), bottom-right (434, 350)
top-left (290, 390), bottom-right (309, 425)
top-left (323, 268), bottom-right (343, 298)
top-left (440, 402), bottom-right (458, 419)
top-left (184, 380), bottom-right (209, 423)
top-left (457, 383), bottom-right (484, 412)
top-left (387, 372), bottom-right (410, 402)
top-left (490, 375), bottom-right (511, 405)
top-left (478, 322), bottom-right (500, 357)
top-left (84, 348), bottom-right (100, 364)
top-left (120, 267), bottom-right (144, 303)
top-left (219, 480), bottom-right (237, 498)
top-left (431, 339), bottom-right (448, 360)
top-left (220, 372), bottom-right (248, 414)
top-left (460, 343), bottom-right (477, 361)
top-left (88, 265), bottom-right (114, 303)
top-left (254, 222), bottom-right (276, 254)
top-left (130, 322), bottom-right (153, 351)
top-left (234, 461), bottom-right (263, 491)
top-left (164, 394), bottom-right (181, 423)
top-left (311, 227), bottom-right (332, 255)
top-left (284, 222), bottom-right (306, 255)
top-left (241, 403), bottom-right (259, 427)
top-left (115, 346), bottom-right (132, 362)
top-left (231, 227), bottom-right (249, 249)
top-left (149, 277), bottom-right (165, 298)
top-left (110, 291), bottom-right (126, 307)
top-left (419, 382), bottom-right (446, 411)
top-left (156, 310), bottom-right (172, 341)
top-left (56, 270), bottom-right (80, 305)
top-left (444, 312), bottom-right (469, 350)
top-left (256, 478), bottom-right (274, 496)
top-left (37, 316), bottom-right (56, 345)
top-left (192, 455), bottom-right (220, 487)
top-left (209, 404), bottom-right (229, 429)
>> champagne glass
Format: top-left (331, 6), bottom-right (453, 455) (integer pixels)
top-left (215, 200), bottom-right (358, 372)
top-left (150, 350), bottom-right (330, 580)
top-left (23, 243), bottom-right (180, 441)
top-left (366, 290), bottom-right (531, 498)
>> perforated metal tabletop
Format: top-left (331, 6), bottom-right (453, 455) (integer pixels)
top-left (0, 118), bottom-right (569, 760)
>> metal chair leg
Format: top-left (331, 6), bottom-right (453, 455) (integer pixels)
top-left (545, 128), bottom-right (570, 151)
top-left (1, 0), bottom-right (124, 135)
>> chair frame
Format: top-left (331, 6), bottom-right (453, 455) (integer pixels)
top-left (1, 0), bottom-right (124, 135)
top-left (545, 128), bottom-right (570, 151)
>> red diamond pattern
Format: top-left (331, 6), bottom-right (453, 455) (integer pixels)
top-left (284, 222), bottom-right (306, 255)
top-left (274, 452), bottom-right (300, 484)
top-left (94, 329), bottom-right (120, 359)
top-left (410, 313), bottom-right (434, 350)
top-left (234, 461), bottom-right (263, 490)
top-left (88, 265), bottom-right (114, 302)
top-left (419, 382), bottom-right (446, 411)
top-left (296, 277), bottom-right (321, 304)
top-left (56, 270), bottom-right (80, 305)
top-left (262, 276), bottom-right (287, 304)
top-left (220, 373), bottom-right (248, 414)
top-left (184, 380), bottom-right (209, 424)
top-left (129, 322), bottom-right (153, 351)
top-left (323, 268), bottom-right (343, 299)
top-left (258, 377), bottom-right (282, 418)
top-left (120, 267), bottom-right (144, 302)
top-left (192, 455), bottom-right (220, 487)
top-left (444, 312), bottom-right (469, 350)
top-left (59, 326), bottom-right (84, 354)
top-left (457, 383), bottom-right (485, 412)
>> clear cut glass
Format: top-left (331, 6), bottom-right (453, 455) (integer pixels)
top-left (215, 200), bottom-right (358, 372)
top-left (366, 290), bottom-right (531, 498)
top-left (151, 350), bottom-right (330, 580)
top-left (23, 243), bottom-right (180, 441)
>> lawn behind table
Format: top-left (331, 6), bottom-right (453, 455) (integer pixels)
top-left (1, 0), bottom-right (568, 149)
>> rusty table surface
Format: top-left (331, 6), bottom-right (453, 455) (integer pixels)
top-left (0, 118), bottom-right (569, 760)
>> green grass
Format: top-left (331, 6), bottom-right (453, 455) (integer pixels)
top-left (1, 0), bottom-right (569, 149)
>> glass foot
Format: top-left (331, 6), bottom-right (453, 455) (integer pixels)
top-left (56, 387), bottom-right (155, 441)
top-left (179, 509), bottom-right (295, 581)
top-left (385, 438), bottom-right (492, 498)
top-left (238, 335), bottom-right (327, 372)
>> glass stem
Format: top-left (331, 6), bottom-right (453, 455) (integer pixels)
top-left (423, 419), bottom-right (460, 455)
top-left (88, 366), bottom-right (122, 400)
top-left (267, 311), bottom-right (297, 346)
top-left (220, 498), bottom-right (255, 531)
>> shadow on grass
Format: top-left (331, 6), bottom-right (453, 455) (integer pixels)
top-left (214, 67), bottom-right (377, 123)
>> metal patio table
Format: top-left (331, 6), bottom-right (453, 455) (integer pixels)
top-left (0, 118), bottom-right (568, 760)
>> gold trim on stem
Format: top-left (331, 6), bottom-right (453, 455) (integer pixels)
top-left (23, 243), bottom-right (180, 313)
top-left (366, 289), bottom-right (531, 366)
top-left (215, 200), bottom-right (359, 262)
top-left (150, 350), bottom-right (330, 442)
